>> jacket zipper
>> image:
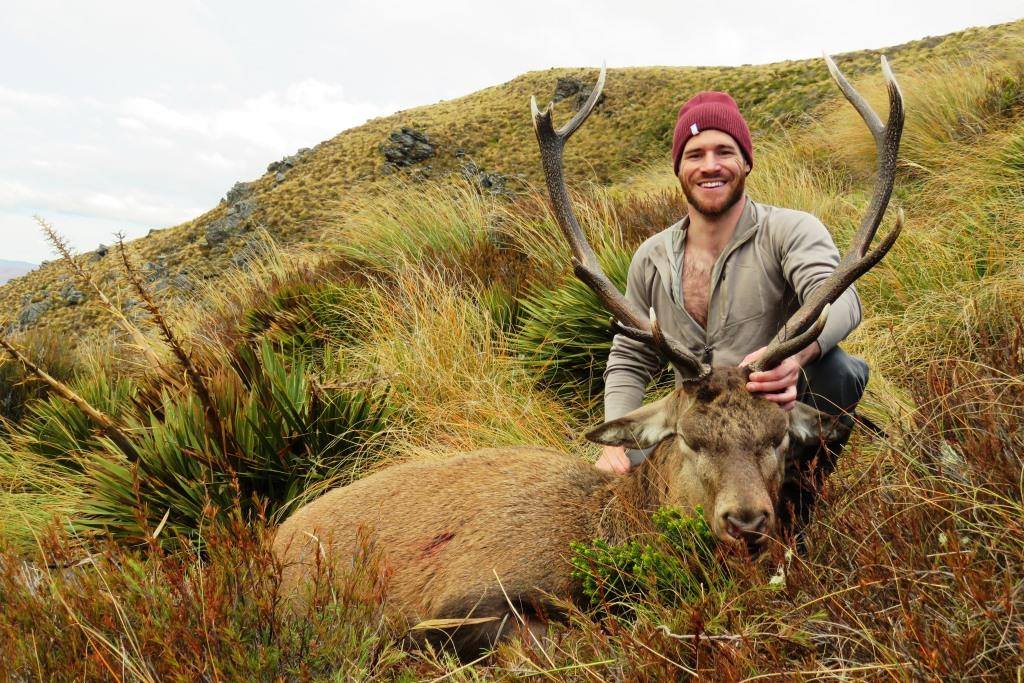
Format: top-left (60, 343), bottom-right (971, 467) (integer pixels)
top-left (702, 227), bottom-right (758, 364)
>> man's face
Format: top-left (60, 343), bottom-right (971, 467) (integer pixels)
top-left (677, 130), bottom-right (749, 218)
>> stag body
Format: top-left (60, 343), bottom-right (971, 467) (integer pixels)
top-left (274, 367), bottom-right (838, 655)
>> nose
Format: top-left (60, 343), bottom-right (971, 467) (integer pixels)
top-left (699, 152), bottom-right (722, 172)
top-left (722, 509), bottom-right (771, 547)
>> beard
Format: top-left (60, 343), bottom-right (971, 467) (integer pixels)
top-left (682, 174), bottom-right (746, 218)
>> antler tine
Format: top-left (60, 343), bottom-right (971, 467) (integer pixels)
top-left (531, 66), bottom-right (709, 380)
top-left (611, 309), bottom-right (709, 380)
top-left (751, 55), bottom-right (905, 373)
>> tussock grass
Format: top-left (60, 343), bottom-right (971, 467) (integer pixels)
top-left (822, 34), bottom-right (1024, 175)
top-left (332, 265), bottom-right (584, 457)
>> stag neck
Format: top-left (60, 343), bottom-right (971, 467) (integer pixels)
top-left (595, 440), bottom-right (682, 544)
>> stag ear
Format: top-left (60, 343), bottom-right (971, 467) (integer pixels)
top-left (585, 392), bottom-right (678, 449)
top-left (787, 402), bottom-right (854, 447)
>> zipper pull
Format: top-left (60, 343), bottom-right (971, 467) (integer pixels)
top-left (702, 345), bottom-right (714, 364)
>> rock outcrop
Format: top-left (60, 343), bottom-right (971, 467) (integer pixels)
top-left (208, 183), bottom-right (258, 249)
top-left (553, 76), bottom-right (606, 112)
top-left (380, 128), bottom-right (435, 173)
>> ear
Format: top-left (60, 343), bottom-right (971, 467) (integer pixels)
top-left (586, 392), bottom-right (678, 449)
top-left (787, 402), bottom-right (854, 447)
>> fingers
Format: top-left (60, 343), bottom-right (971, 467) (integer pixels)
top-left (746, 359), bottom-right (797, 383)
top-left (755, 384), bottom-right (798, 407)
top-left (746, 369), bottom-right (798, 393)
top-left (596, 447), bottom-right (631, 474)
top-left (738, 345), bottom-right (767, 368)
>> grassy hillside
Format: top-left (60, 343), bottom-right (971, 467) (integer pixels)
top-left (1, 18), bottom-right (1024, 679)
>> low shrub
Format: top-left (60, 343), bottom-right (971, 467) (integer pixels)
top-left (570, 506), bottom-right (722, 615)
top-left (0, 519), bottom-right (423, 680)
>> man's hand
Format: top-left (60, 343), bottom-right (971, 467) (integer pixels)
top-left (595, 445), bottom-right (632, 474)
top-left (740, 342), bottom-right (820, 411)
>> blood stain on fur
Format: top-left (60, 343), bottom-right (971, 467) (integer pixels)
top-left (421, 531), bottom-right (455, 558)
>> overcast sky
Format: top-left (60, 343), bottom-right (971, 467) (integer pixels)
top-left (2, 1), bottom-right (1021, 264)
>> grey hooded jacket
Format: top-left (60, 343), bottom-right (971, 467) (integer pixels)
top-left (603, 196), bottom-right (861, 422)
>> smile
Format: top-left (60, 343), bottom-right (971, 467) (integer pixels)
top-left (697, 180), bottom-right (726, 189)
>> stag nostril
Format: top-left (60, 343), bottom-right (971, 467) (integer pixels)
top-left (724, 511), bottom-right (770, 539)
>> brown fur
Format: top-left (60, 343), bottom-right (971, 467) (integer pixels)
top-left (273, 366), bottom-right (842, 657)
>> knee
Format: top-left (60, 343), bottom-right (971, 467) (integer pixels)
top-left (802, 347), bottom-right (869, 414)
top-left (820, 348), bottom-right (868, 390)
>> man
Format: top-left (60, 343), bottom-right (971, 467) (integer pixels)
top-left (596, 91), bottom-right (868, 533)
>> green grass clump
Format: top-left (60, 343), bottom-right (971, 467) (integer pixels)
top-left (512, 247), bottom-right (634, 407)
top-left (77, 340), bottom-right (391, 543)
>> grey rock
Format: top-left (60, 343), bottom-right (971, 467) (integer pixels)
top-left (142, 260), bottom-right (169, 283)
top-left (267, 154), bottom-right (298, 174)
top-left (60, 283), bottom-right (85, 306)
top-left (231, 240), bottom-right (260, 268)
top-left (459, 158), bottom-right (511, 195)
top-left (17, 299), bottom-right (50, 328)
top-left (204, 218), bottom-right (234, 246)
top-left (206, 195), bottom-right (257, 248)
top-left (267, 147), bottom-right (311, 177)
top-left (233, 198), bottom-right (257, 220)
top-left (205, 218), bottom-right (233, 248)
top-left (224, 181), bottom-right (254, 205)
top-left (380, 127), bottom-right (435, 168)
top-left (96, 244), bottom-right (108, 258)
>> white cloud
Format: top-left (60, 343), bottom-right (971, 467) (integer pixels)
top-left (121, 97), bottom-right (209, 135)
top-left (116, 116), bottom-right (148, 131)
top-left (0, 86), bottom-right (67, 109)
top-left (196, 151), bottom-right (240, 169)
top-left (114, 79), bottom-right (389, 151)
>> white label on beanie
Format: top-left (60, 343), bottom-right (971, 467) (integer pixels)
top-left (690, 123), bottom-right (699, 135)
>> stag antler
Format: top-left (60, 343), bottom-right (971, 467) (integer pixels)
top-left (530, 66), bottom-right (710, 381)
top-left (750, 55), bottom-right (906, 372)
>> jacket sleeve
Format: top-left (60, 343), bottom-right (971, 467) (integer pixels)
top-left (602, 249), bottom-right (664, 421)
top-left (778, 214), bottom-right (862, 355)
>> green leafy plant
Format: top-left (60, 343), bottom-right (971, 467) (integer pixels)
top-left (77, 340), bottom-right (391, 543)
top-left (512, 247), bottom-right (638, 406)
top-left (570, 506), bottom-right (723, 613)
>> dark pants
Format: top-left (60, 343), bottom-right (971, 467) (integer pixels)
top-left (797, 346), bottom-right (869, 417)
top-left (779, 346), bottom-right (869, 538)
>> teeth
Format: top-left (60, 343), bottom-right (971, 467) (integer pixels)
top-left (699, 181), bottom-right (724, 188)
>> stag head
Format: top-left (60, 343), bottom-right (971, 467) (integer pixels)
top-left (587, 367), bottom-right (852, 549)
top-left (530, 56), bottom-right (904, 548)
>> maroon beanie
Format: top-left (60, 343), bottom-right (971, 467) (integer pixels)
top-left (671, 92), bottom-right (753, 175)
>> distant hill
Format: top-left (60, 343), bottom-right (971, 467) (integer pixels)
top-left (1, 18), bottom-right (1022, 343)
top-left (0, 260), bottom-right (35, 286)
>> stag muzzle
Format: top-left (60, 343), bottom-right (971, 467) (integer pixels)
top-left (715, 504), bottom-right (774, 552)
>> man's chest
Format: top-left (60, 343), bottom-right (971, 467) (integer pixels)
top-left (681, 249), bottom-right (716, 329)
